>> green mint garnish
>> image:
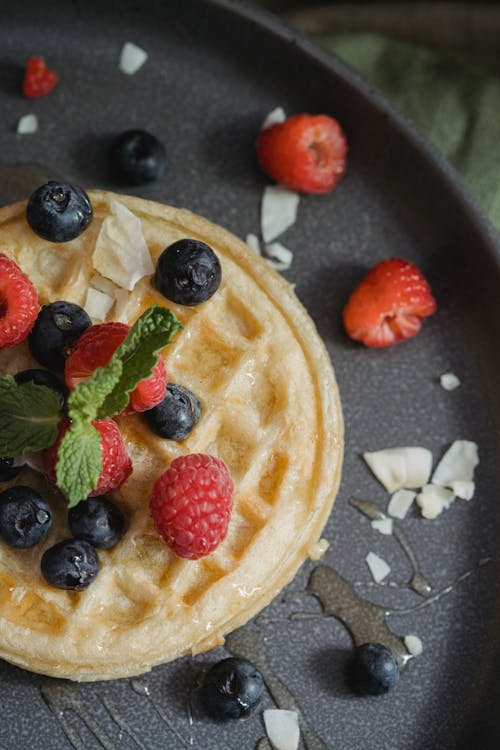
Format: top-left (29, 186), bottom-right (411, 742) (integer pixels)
top-left (0, 376), bottom-right (62, 457)
top-left (57, 304), bottom-right (182, 506)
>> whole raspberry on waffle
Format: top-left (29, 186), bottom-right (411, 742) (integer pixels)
top-left (256, 113), bottom-right (347, 193)
top-left (22, 56), bottom-right (59, 98)
top-left (43, 418), bottom-right (132, 496)
top-left (0, 254), bottom-right (39, 349)
top-left (343, 257), bottom-right (437, 347)
top-left (150, 454), bottom-right (234, 560)
top-left (65, 321), bottom-right (167, 411)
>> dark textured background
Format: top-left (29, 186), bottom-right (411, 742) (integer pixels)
top-left (0, 1), bottom-right (499, 748)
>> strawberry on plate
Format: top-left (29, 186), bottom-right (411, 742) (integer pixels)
top-left (22, 56), bottom-right (59, 98)
top-left (343, 258), bottom-right (437, 347)
top-left (256, 113), bottom-right (347, 193)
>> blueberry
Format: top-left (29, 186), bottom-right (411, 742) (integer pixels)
top-left (154, 239), bottom-right (221, 306)
top-left (41, 538), bottom-right (99, 590)
top-left (200, 657), bottom-right (264, 720)
top-left (26, 181), bottom-right (93, 242)
top-left (142, 383), bottom-right (201, 440)
top-left (68, 496), bottom-right (126, 549)
top-left (0, 485), bottom-right (51, 548)
top-left (110, 129), bottom-right (167, 185)
top-left (28, 301), bottom-right (91, 372)
top-left (345, 643), bottom-right (400, 696)
top-left (14, 368), bottom-right (67, 410)
top-left (0, 457), bottom-right (23, 483)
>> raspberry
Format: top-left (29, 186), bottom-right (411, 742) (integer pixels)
top-left (0, 254), bottom-right (39, 349)
top-left (22, 56), bottom-right (59, 98)
top-left (256, 113), bottom-right (347, 193)
top-left (64, 321), bottom-right (167, 412)
top-left (343, 258), bottom-right (437, 347)
top-left (43, 418), bottom-right (132, 496)
top-left (150, 454), bottom-right (234, 560)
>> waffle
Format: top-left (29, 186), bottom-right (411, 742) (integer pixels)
top-left (0, 190), bottom-right (343, 681)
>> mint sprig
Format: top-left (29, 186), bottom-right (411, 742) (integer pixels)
top-left (57, 305), bottom-right (181, 507)
top-left (0, 376), bottom-right (61, 456)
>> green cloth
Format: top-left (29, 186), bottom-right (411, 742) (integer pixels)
top-left (317, 32), bottom-right (500, 232)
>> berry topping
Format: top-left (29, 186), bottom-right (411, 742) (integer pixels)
top-left (0, 485), bottom-right (51, 548)
top-left (0, 254), bottom-right (39, 349)
top-left (0, 457), bottom-right (23, 483)
top-left (14, 369), bottom-right (67, 410)
top-left (26, 182), bottom-right (93, 243)
top-left (22, 56), bottom-right (59, 98)
top-left (64, 322), bottom-right (167, 412)
top-left (154, 239), bottom-right (222, 306)
top-left (345, 643), bottom-right (400, 696)
top-left (342, 258), bottom-right (437, 347)
top-left (150, 454), bottom-right (233, 560)
top-left (256, 113), bottom-right (348, 194)
top-left (110, 129), bottom-right (167, 185)
top-left (142, 383), bottom-right (201, 440)
top-left (28, 301), bottom-right (92, 372)
top-left (41, 539), bottom-right (99, 590)
top-left (43, 418), bottom-right (132, 497)
top-left (200, 658), bottom-right (264, 720)
top-left (68, 496), bottom-right (126, 549)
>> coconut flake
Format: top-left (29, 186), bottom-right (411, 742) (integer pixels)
top-left (416, 484), bottom-right (455, 519)
top-left (261, 106), bottom-right (286, 130)
top-left (245, 233), bottom-right (261, 254)
top-left (431, 440), bottom-right (479, 494)
top-left (440, 372), bottom-right (461, 391)
top-left (261, 186), bottom-right (299, 243)
top-left (404, 634), bottom-right (423, 657)
top-left (365, 551), bottom-right (391, 583)
top-left (84, 288), bottom-right (114, 321)
top-left (119, 42), bottom-right (148, 75)
top-left (17, 114), bottom-right (38, 134)
top-left (263, 710), bottom-right (299, 750)
top-left (264, 242), bottom-right (293, 271)
top-left (371, 517), bottom-right (393, 535)
top-left (387, 489), bottom-right (416, 519)
top-left (363, 447), bottom-right (433, 493)
top-left (93, 200), bottom-right (154, 291)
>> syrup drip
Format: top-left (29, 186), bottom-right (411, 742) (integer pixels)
top-left (350, 498), bottom-right (433, 596)
top-left (226, 625), bottom-right (327, 750)
top-left (0, 162), bottom-right (61, 205)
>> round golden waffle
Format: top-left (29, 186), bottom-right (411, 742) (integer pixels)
top-left (0, 190), bottom-right (343, 681)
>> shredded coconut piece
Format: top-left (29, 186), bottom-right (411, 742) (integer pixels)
top-left (371, 518), bottom-right (393, 535)
top-left (264, 241), bottom-right (293, 271)
top-left (387, 489), bottom-right (416, 519)
top-left (363, 447), bottom-right (433, 493)
top-left (440, 372), bottom-right (461, 391)
top-left (416, 484), bottom-right (455, 519)
top-left (405, 634), bottom-right (423, 656)
top-left (17, 114), bottom-right (38, 134)
top-left (261, 185), bottom-right (299, 243)
top-left (245, 233), bottom-right (261, 254)
top-left (263, 709), bottom-right (300, 750)
top-left (261, 106), bottom-right (286, 129)
top-left (93, 200), bottom-right (154, 291)
top-left (308, 538), bottom-right (329, 561)
top-left (431, 441), bottom-right (479, 498)
top-left (119, 42), bottom-right (148, 75)
top-left (84, 288), bottom-right (114, 321)
top-left (365, 551), bottom-right (391, 583)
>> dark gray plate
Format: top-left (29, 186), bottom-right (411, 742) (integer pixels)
top-left (0, 1), bottom-right (499, 748)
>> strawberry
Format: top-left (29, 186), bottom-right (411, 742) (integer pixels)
top-left (150, 454), bottom-right (234, 560)
top-left (256, 113), bottom-right (347, 193)
top-left (43, 418), bottom-right (132, 496)
top-left (64, 321), bottom-right (167, 412)
top-left (0, 254), bottom-right (39, 349)
top-left (22, 56), bottom-right (59, 98)
top-left (343, 258), bottom-right (437, 347)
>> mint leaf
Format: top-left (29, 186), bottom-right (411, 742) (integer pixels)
top-left (0, 375), bottom-right (61, 456)
top-left (97, 305), bottom-right (182, 418)
top-left (68, 358), bottom-right (123, 423)
top-left (56, 421), bottom-right (103, 508)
